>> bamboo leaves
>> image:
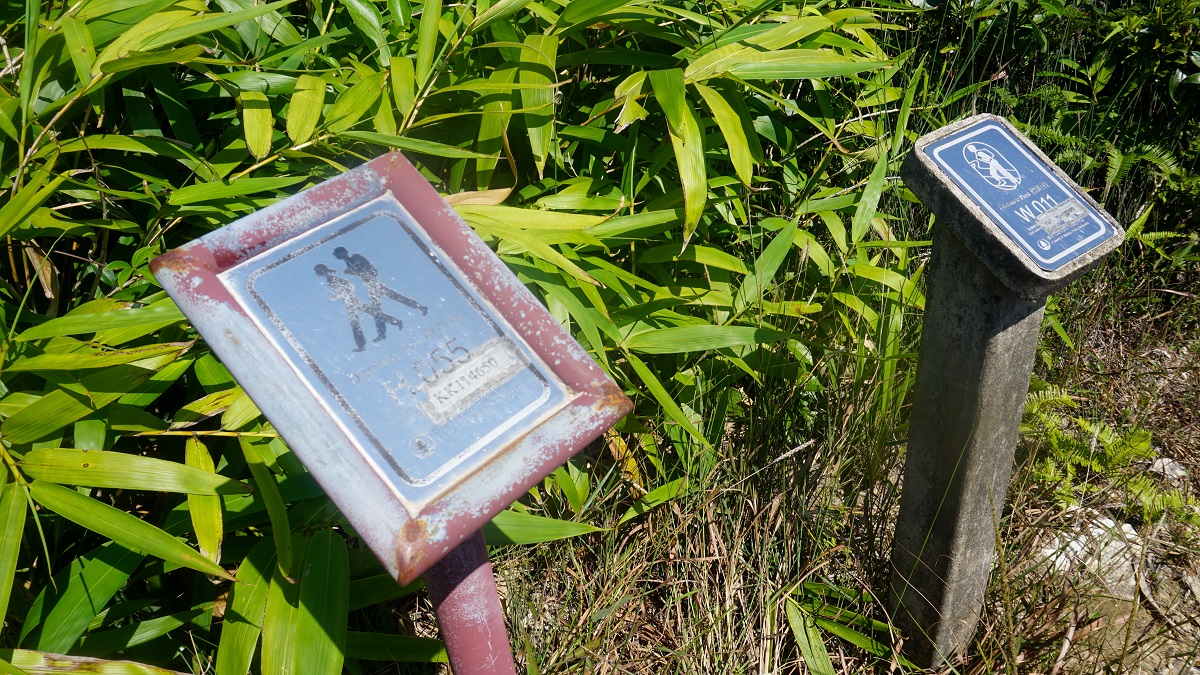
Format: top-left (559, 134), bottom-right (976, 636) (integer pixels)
top-left (650, 69), bottom-right (705, 244)
top-left (29, 482), bottom-right (233, 580)
top-left (287, 74), bottom-right (325, 144)
top-left (520, 34), bottom-right (559, 179)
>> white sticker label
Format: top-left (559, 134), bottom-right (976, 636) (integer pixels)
top-left (1034, 197), bottom-right (1088, 237)
top-left (417, 338), bottom-right (526, 424)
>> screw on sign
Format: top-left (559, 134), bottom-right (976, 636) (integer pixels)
top-left (891, 114), bottom-right (1123, 667)
top-left (150, 152), bottom-right (632, 674)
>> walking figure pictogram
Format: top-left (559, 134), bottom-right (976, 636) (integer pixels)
top-left (315, 264), bottom-right (403, 352)
top-left (334, 247), bottom-right (430, 316)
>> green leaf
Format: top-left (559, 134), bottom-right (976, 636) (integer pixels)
top-left (325, 72), bottom-right (387, 133)
top-left (340, 0), bottom-right (389, 66)
top-left (694, 83), bottom-right (754, 185)
top-left (848, 263), bottom-right (924, 309)
top-left (216, 538), bottom-right (274, 675)
top-left (649, 69), bottom-right (705, 244)
top-left (168, 176), bottom-right (305, 205)
top-left (261, 555), bottom-right (300, 674)
top-left (287, 74), bottom-right (325, 144)
top-left (61, 17), bottom-right (97, 84)
top-left (626, 325), bottom-right (791, 354)
top-left (5, 342), bottom-right (186, 372)
top-left (340, 131), bottom-right (491, 158)
top-left (29, 481), bottom-right (233, 580)
top-left (471, 0), bottom-right (534, 33)
top-left (240, 438), bottom-right (292, 577)
top-left (851, 153), bottom-right (888, 243)
top-left (4, 649), bottom-right (186, 674)
top-left (0, 654), bottom-right (26, 675)
top-left (345, 633), bottom-right (447, 662)
top-left (76, 607), bottom-right (207, 656)
top-left (185, 437), bottom-right (223, 564)
top-left (0, 172), bottom-right (68, 241)
top-left (734, 217), bottom-right (799, 312)
top-left (619, 477), bottom-right (687, 524)
top-left (390, 56), bottom-right (416, 120)
top-left (482, 509), bottom-right (601, 545)
top-left (20, 449), bottom-right (250, 495)
top-left (415, 0), bottom-right (441, 85)
top-left (242, 90), bottom-right (274, 160)
top-left (519, 34), bottom-right (558, 178)
top-left (26, 543), bottom-right (146, 652)
top-left (99, 45), bottom-right (207, 74)
top-left (724, 50), bottom-right (887, 80)
top-left (558, 0), bottom-right (633, 28)
top-left (623, 351), bottom-right (709, 447)
top-left (3, 356), bottom-right (179, 444)
top-left (785, 599), bottom-right (836, 675)
top-left (17, 300), bottom-right (184, 341)
top-left (294, 530), bottom-right (349, 674)
top-left (0, 484), bottom-right (27, 624)
top-left (140, 0), bottom-right (297, 50)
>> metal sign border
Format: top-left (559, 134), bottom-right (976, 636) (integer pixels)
top-left (151, 152), bottom-right (632, 584)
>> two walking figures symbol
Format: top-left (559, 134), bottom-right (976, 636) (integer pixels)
top-left (314, 247), bottom-right (430, 352)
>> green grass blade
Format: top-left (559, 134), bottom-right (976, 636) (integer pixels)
top-left (340, 131), bottom-right (491, 158)
top-left (216, 538), bottom-right (275, 675)
top-left (344, 633), bottom-right (447, 662)
top-left (294, 531), bottom-right (349, 674)
top-left (851, 153), bottom-right (888, 244)
top-left (168, 176), bottom-right (305, 205)
top-left (29, 482), bottom-right (232, 580)
top-left (286, 74), bottom-right (325, 144)
top-left (5, 343), bottom-right (185, 372)
top-left (626, 325), bottom-right (791, 354)
top-left (240, 438), bottom-right (292, 578)
top-left (20, 449), bottom-right (250, 495)
top-left (185, 437), bottom-right (224, 564)
top-left (619, 477), bottom-right (687, 524)
top-left (784, 599), bottom-right (836, 675)
top-left (0, 172), bottom-right (68, 241)
top-left (623, 351), bottom-right (709, 447)
top-left (483, 509), bottom-right (601, 545)
top-left (734, 217), bottom-right (799, 312)
top-left (0, 484), bottom-right (27, 623)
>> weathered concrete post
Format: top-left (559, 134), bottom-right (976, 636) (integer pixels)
top-left (891, 114), bottom-right (1124, 666)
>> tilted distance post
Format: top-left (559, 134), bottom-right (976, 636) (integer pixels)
top-left (891, 114), bottom-right (1124, 666)
top-left (152, 153), bottom-right (631, 674)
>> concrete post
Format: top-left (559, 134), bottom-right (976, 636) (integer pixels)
top-left (891, 114), bottom-right (1124, 666)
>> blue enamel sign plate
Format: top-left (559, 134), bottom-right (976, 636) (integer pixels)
top-left (924, 122), bottom-right (1116, 271)
top-left (221, 199), bottom-right (572, 508)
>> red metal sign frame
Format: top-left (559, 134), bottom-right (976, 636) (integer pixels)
top-left (151, 152), bottom-right (631, 584)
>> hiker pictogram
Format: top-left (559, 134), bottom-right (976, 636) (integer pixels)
top-left (315, 264), bottom-right (404, 352)
top-left (334, 247), bottom-right (430, 316)
top-left (963, 141), bottom-right (1021, 191)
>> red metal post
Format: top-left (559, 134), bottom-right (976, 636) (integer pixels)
top-left (424, 530), bottom-right (517, 674)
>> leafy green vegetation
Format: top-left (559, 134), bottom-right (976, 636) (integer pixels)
top-left (0, 0), bottom-right (1196, 671)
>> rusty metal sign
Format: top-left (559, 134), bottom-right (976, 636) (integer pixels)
top-left (152, 153), bottom-right (632, 583)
